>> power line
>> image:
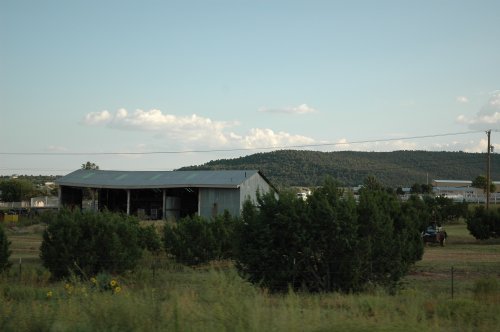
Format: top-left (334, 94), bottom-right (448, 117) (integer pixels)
top-left (0, 130), bottom-right (485, 156)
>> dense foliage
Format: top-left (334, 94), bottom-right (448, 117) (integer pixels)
top-left (179, 150), bottom-right (500, 187)
top-left (235, 178), bottom-right (424, 293)
top-left (0, 179), bottom-right (37, 202)
top-left (40, 210), bottom-right (143, 279)
top-left (472, 175), bottom-right (497, 193)
top-left (466, 206), bottom-right (500, 240)
top-left (163, 211), bottom-right (237, 266)
top-left (81, 161), bottom-right (99, 170)
top-left (0, 175), bottom-right (59, 187)
top-left (0, 224), bottom-right (11, 273)
top-left (422, 195), bottom-right (469, 225)
top-left (138, 224), bottom-right (162, 254)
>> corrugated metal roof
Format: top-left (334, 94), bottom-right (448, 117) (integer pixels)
top-left (56, 169), bottom-right (262, 189)
top-left (433, 180), bottom-right (472, 184)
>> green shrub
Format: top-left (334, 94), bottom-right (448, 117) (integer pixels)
top-left (0, 223), bottom-right (11, 273)
top-left (40, 209), bottom-right (143, 279)
top-left (138, 224), bottom-right (162, 254)
top-left (163, 213), bottom-right (237, 266)
top-left (466, 206), bottom-right (500, 240)
top-left (164, 215), bottom-right (216, 265)
top-left (38, 209), bottom-right (58, 225)
top-left (236, 180), bottom-right (362, 293)
top-left (210, 210), bottom-right (238, 260)
top-left (235, 177), bottom-right (424, 293)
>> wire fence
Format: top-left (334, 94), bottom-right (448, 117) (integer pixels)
top-left (6, 251), bottom-right (499, 299)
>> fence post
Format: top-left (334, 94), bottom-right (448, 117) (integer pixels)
top-left (19, 258), bottom-right (22, 282)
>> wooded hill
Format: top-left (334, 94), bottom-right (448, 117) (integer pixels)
top-left (178, 150), bottom-right (500, 188)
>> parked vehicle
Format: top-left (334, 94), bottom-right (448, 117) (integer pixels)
top-left (422, 222), bottom-right (447, 246)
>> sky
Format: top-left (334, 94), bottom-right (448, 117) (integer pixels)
top-left (1, 0), bottom-right (499, 175)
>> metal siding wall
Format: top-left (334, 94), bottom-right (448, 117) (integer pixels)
top-left (239, 173), bottom-right (271, 210)
top-left (199, 188), bottom-right (240, 218)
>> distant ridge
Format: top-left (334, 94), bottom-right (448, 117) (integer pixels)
top-left (178, 150), bottom-right (500, 188)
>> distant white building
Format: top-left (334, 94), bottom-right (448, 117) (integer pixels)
top-left (30, 196), bottom-right (59, 208)
top-left (432, 179), bottom-right (500, 203)
top-left (432, 179), bottom-right (473, 201)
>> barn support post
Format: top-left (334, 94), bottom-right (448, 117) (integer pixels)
top-left (91, 188), bottom-right (97, 211)
top-left (197, 189), bottom-right (201, 216)
top-left (57, 186), bottom-right (62, 210)
top-left (162, 189), bottom-right (166, 220)
top-left (126, 189), bottom-right (131, 215)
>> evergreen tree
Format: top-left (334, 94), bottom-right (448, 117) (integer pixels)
top-left (40, 210), bottom-right (142, 279)
top-left (357, 186), bottom-right (400, 285)
top-left (0, 179), bottom-right (36, 202)
top-left (303, 178), bottom-right (361, 291)
top-left (0, 224), bottom-right (11, 273)
top-left (467, 206), bottom-right (500, 240)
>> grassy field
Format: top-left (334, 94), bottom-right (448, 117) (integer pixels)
top-left (6, 224), bottom-right (45, 262)
top-left (405, 223), bottom-right (500, 299)
top-left (1, 221), bottom-right (500, 331)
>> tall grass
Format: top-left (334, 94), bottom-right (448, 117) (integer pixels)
top-left (2, 222), bottom-right (499, 331)
top-left (1, 261), bottom-right (499, 332)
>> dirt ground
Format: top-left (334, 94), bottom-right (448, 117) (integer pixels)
top-left (5, 224), bottom-right (45, 260)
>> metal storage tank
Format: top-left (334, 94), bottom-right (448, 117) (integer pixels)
top-left (164, 196), bottom-right (181, 221)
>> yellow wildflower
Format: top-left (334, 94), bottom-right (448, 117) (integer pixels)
top-left (110, 279), bottom-right (118, 287)
top-left (65, 283), bottom-right (73, 294)
top-left (90, 277), bottom-right (97, 284)
top-left (113, 286), bottom-right (121, 294)
top-left (46, 291), bottom-right (52, 298)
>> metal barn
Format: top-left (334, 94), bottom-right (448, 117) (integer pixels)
top-left (55, 169), bottom-right (275, 220)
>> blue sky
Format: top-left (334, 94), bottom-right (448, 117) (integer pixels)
top-left (1, 0), bottom-right (499, 175)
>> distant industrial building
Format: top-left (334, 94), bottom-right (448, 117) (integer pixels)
top-left (56, 169), bottom-right (276, 220)
top-left (432, 179), bottom-right (500, 203)
top-left (432, 179), bottom-right (473, 200)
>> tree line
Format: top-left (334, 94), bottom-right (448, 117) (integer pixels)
top-left (179, 150), bottom-right (500, 188)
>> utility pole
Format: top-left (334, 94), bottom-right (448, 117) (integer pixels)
top-left (486, 130), bottom-right (491, 210)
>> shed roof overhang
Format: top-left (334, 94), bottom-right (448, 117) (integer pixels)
top-left (56, 169), bottom-right (263, 190)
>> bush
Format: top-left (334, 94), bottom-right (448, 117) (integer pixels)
top-left (466, 206), bottom-right (500, 240)
top-left (164, 215), bottom-right (216, 266)
top-left (235, 177), bottom-right (424, 293)
top-left (40, 209), bottom-right (143, 279)
top-left (211, 210), bottom-right (238, 260)
top-left (236, 180), bottom-right (364, 293)
top-left (163, 213), bottom-right (238, 266)
top-left (0, 223), bottom-right (12, 273)
top-left (236, 190), bottom-right (309, 292)
top-left (138, 224), bottom-right (162, 254)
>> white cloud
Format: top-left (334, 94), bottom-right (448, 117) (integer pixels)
top-left (457, 91), bottom-right (500, 130)
top-left (462, 139), bottom-right (489, 153)
top-left (81, 110), bottom-right (112, 125)
top-left (333, 138), bottom-right (418, 151)
top-left (457, 112), bottom-right (500, 128)
top-left (456, 96), bottom-right (469, 103)
top-left (81, 107), bottom-right (497, 155)
top-left (81, 108), bottom-right (316, 149)
top-left (81, 109), bottom-right (237, 145)
top-left (239, 128), bottom-right (315, 148)
top-left (259, 103), bottom-right (317, 114)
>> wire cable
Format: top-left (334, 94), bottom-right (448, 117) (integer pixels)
top-left (0, 130), bottom-right (486, 156)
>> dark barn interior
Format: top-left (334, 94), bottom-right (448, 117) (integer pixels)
top-left (60, 186), bottom-right (199, 220)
